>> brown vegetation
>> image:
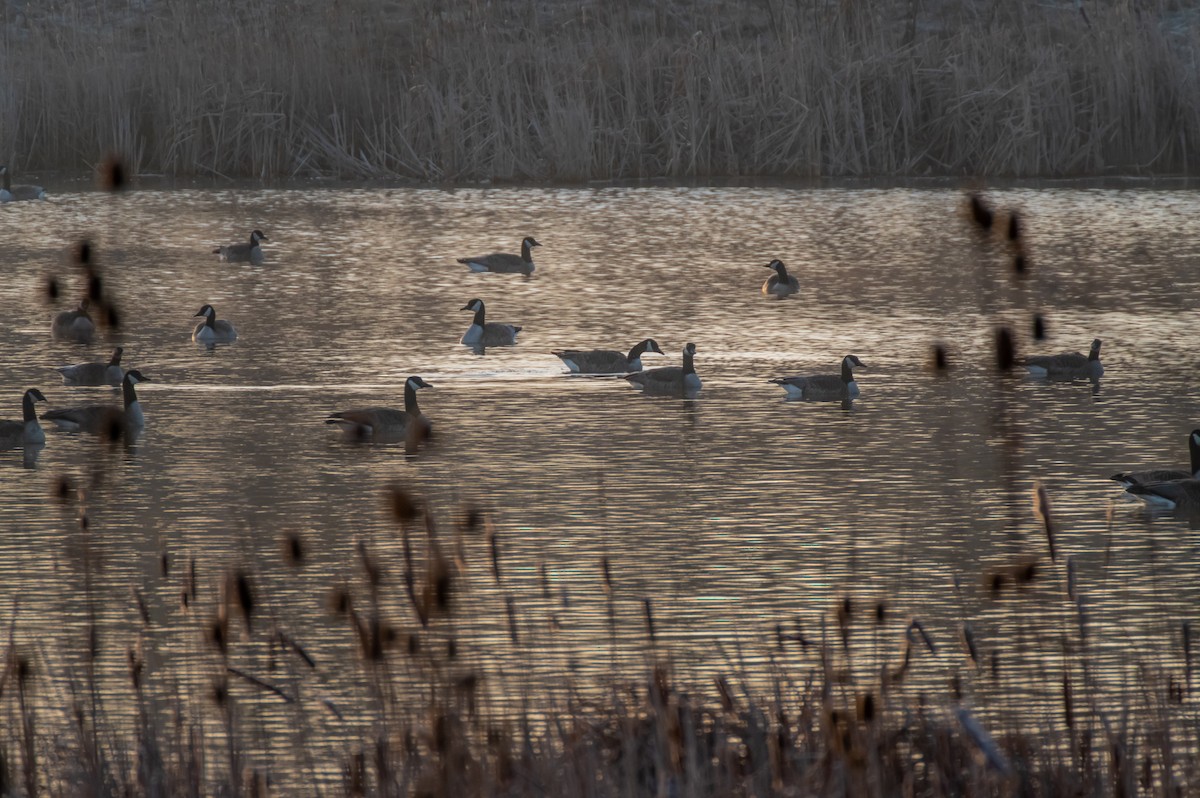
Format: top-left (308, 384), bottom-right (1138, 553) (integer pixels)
top-left (2, 0), bottom-right (1198, 180)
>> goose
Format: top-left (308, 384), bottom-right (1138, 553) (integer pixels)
top-left (0, 389), bottom-right (48, 449)
top-left (553, 339), bottom-right (665, 374)
top-left (57, 347), bottom-right (126, 386)
top-left (1111, 429), bottom-right (1200, 488)
top-left (51, 300), bottom-right (96, 343)
top-left (0, 165), bottom-right (46, 202)
top-left (42, 370), bottom-right (149, 435)
top-left (1125, 480), bottom-right (1200, 513)
top-left (770, 355), bottom-right (867, 401)
top-left (624, 342), bottom-right (702, 396)
top-left (457, 236), bottom-right (540, 275)
top-left (326, 375), bottom-right (432, 442)
top-left (460, 299), bottom-right (520, 346)
top-left (761, 259), bottom-right (800, 298)
top-left (213, 230), bottom-right (268, 264)
top-left (1024, 339), bottom-right (1104, 380)
top-left (192, 304), bottom-right (238, 343)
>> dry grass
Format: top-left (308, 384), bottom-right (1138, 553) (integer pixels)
top-left (2, 478), bottom-right (1199, 796)
top-left (2, 0), bottom-right (1198, 180)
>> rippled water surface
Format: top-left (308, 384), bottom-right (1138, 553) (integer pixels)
top-left (3, 184), bottom-right (1200, 782)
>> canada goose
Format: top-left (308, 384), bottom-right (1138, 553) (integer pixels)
top-left (1125, 480), bottom-right (1200, 513)
top-left (57, 347), bottom-right (126, 386)
top-left (553, 339), bottom-right (665, 374)
top-left (0, 389), bottom-right (48, 449)
top-left (460, 299), bottom-right (521, 346)
top-left (624, 342), bottom-right (702, 396)
top-left (51, 300), bottom-right (96, 343)
top-left (457, 237), bottom-right (540, 275)
top-left (42, 370), bottom-right (149, 435)
top-left (192, 304), bottom-right (238, 343)
top-left (213, 230), bottom-right (268, 264)
top-left (0, 165), bottom-right (46, 202)
top-left (326, 375), bottom-right (432, 442)
top-left (1024, 339), bottom-right (1104, 380)
top-left (1111, 429), bottom-right (1200, 488)
top-left (770, 355), bottom-right (867, 401)
top-left (761, 259), bottom-right (800, 298)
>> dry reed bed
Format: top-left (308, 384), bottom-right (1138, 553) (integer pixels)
top-left (2, 0), bottom-right (1199, 180)
top-left (1, 475), bottom-right (1198, 796)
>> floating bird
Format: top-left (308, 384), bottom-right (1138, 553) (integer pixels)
top-left (1125, 479), bottom-right (1200, 513)
top-left (326, 376), bottom-right (433, 443)
top-left (457, 237), bottom-right (540, 275)
top-left (624, 342), bottom-right (702, 397)
top-left (57, 347), bottom-right (126, 386)
top-left (1111, 430), bottom-right (1200, 488)
top-left (192, 304), bottom-right (238, 343)
top-left (213, 230), bottom-right (268, 264)
top-left (1024, 339), bottom-right (1104, 380)
top-left (51, 300), bottom-right (96, 343)
top-left (761, 259), bottom-right (800, 298)
top-left (553, 339), bottom-right (665, 374)
top-left (0, 165), bottom-right (46, 202)
top-left (770, 355), bottom-right (867, 401)
top-left (42, 370), bottom-right (149, 436)
top-left (460, 299), bottom-right (520, 347)
top-left (0, 389), bottom-right (47, 449)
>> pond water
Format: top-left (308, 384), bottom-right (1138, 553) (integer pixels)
top-left (2, 183), bottom-right (1200, 784)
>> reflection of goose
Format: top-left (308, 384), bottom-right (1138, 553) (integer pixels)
top-left (1024, 339), bottom-right (1104, 380)
top-left (625, 343), bottom-right (702, 396)
top-left (553, 339), bottom-right (665, 374)
top-left (57, 347), bottom-right (126, 386)
top-left (0, 389), bottom-right (47, 449)
top-left (457, 237), bottom-right (540, 275)
top-left (326, 376), bottom-right (432, 442)
top-left (1111, 430), bottom-right (1200, 488)
top-left (52, 300), bottom-right (96, 343)
top-left (192, 304), bottom-right (238, 343)
top-left (213, 230), bottom-right (268, 264)
top-left (761, 259), bottom-right (800, 298)
top-left (0, 165), bottom-right (46, 202)
top-left (42, 370), bottom-right (149, 435)
top-left (460, 299), bottom-right (520, 346)
top-left (770, 355), bottom-right (866, 401)
top-left (1126, 479), bottom-right (1200, 512)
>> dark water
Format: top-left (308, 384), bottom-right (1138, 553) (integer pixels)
top-left (2, 184), bottom-right (1199, 784)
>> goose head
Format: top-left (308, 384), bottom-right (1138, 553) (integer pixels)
top-left (461, 298), bottom-right (485, 313)
top-left (843, 355), bottom-right (866, 370)
top-left (194, 304), bottom-right (217, 320)
top-left (641, 339), bottom-right (665, 356)
top-left (765, 259), bottom-right (788, 275)
top-left (124, 369), bottom-right (151, 385)
top-left (26, 388), bottom-right (47, 403)
top-left (407, 375), bottom-right (433, 391)
top-left (683, 342), bottom-right (697, 357)
top-left (522, 237), bottom-right (541, 250)
top-left (250, 230), bottom-right (268, 244)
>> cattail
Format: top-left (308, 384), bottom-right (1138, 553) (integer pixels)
top-left (1184, 621), bottom-right (1193, 694)
top-left (51, 475), bottom-right (75, 503)
top-left (132, 587), bottom-right (150, 626)
top-left (328, 588), bottom-right (351, 616)
top-left (505, 597), bottom-right (519, 645)
top-left (715, 674), bottom-right (735, 712)
top-left (1012, 252), bottom-right (1028, 275)
top-left (233, 570), bottom-right (255, 632)
top-left (1007, 210), bottom-right (1022, 242)
top-left (1067, 557), bottom-right (1077, 601)
top-left (857, 692), bottom-right (876, 723)
top-left (643, 597), bottom-right (656, 646)
top-left (994, 326), bottom-right (1016, 371)
top-left (486, 517), bottom-right (501, 583)
top-left (127, 644), bottom-right (144, 691)
top-left (874, 601), bottom-right (887, 625)
top-left (967, 193), bottom-right (995, 231)
top-left (931, 343), bottom-right (949, 371)
top-left (98, 154), bottom-right (126, 191)
top-left (1062, 669), bottom-right (1074, 730)
top-left (388, 485), bottom-right (419, 523)
top-left (357, 540), bottom-right (381, 587)
top-left (908, 619), bottom-right (935, 654)
top-left (73, 239), bottom-right (93, 267)
top-left (1032, 314), bottom-right (1046, 341)
top-left (210, 615), bottom-right (228, 656)
top-left (281, 532), bottom-right (305, 566)
top-left (44, 274), bottom-right (60, 301)
top-left (159, 550), bottom-right (170, 578)
top-left (1033, 482), bottom-right (1056, 561)
top-left (600, 557), bottom-right (612, 594)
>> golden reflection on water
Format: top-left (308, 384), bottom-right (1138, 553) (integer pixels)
top-left (2, 185), bottom-right (1200, 785)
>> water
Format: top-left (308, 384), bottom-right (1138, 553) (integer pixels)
top-left (2, 184), bottom-right (1200, 783)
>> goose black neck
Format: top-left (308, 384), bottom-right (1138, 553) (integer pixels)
top-left (122, 378), bottom-right (139, 408)
top-left (1088, 346), bottom-right (1100, 362)
top-left (472, 305), bottom-right (486, 326)
top-left (1, 170), bottom-right (9, 192)
top-left (404, 382), bottom-right (422, 415)
top-left (1190, 434), bottom-right (1200, 475)
top-left (682, 349), bottom-right (695, 375)
top-left (841, 359), bottom-right (854, 383)
top-left (109, 349), bottom-right (123, 366)
top-left (628, 341), bottom-right (647, 360)
top-left (22, 392), bottom-right (37, 422)
top-left (521, 241), bottom-right (532, 262)
top-left (775, 263), bottom-right (790, 280)
top-left (205, 313), bottom-right (217, 329)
